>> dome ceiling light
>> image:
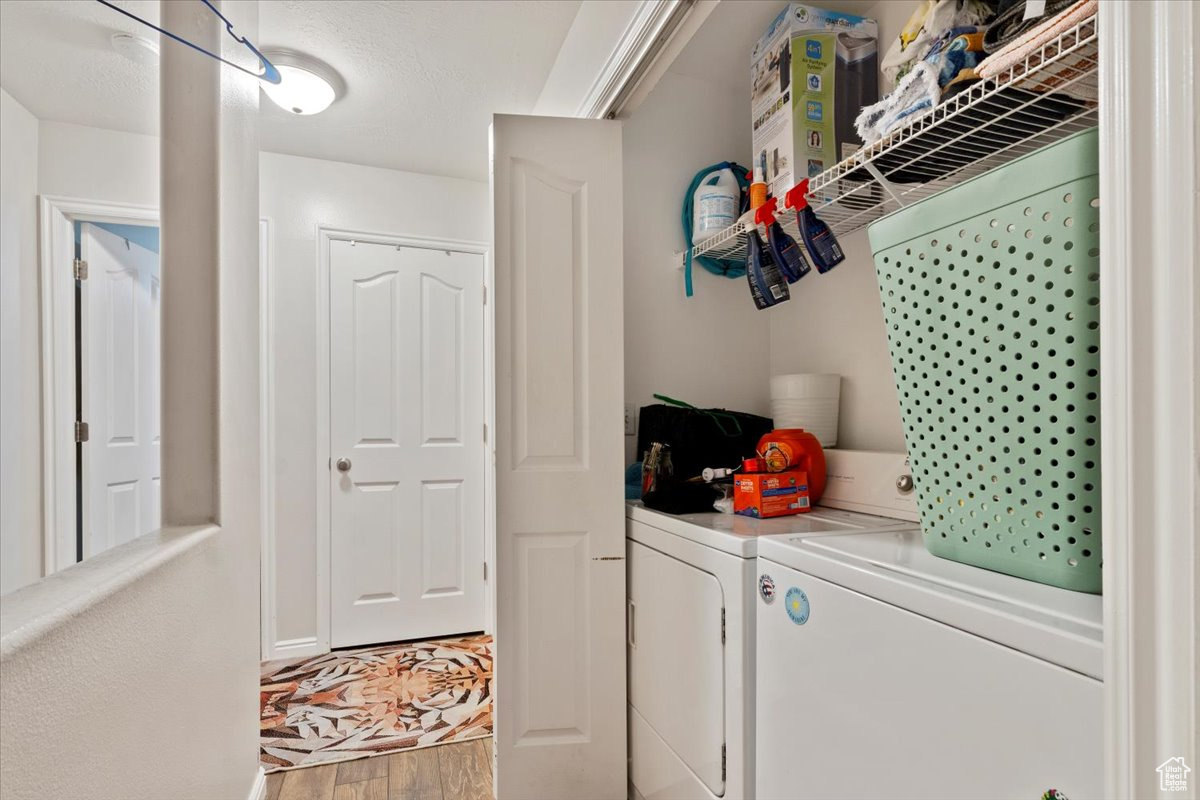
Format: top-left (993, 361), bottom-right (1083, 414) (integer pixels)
top-left (259, 49), bottom-right (345, 116)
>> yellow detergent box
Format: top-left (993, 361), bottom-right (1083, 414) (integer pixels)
top-left (751, 3), bottom-right (878, 198)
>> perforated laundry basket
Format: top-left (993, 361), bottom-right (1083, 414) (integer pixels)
top-left (868, 128), bottom-right (1100, 593)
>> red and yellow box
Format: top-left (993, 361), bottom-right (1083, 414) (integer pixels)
top-left (733, 470), bottom-right (811, 518)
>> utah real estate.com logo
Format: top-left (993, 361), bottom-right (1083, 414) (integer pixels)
top-left (1157, 757), bottom-right (1191, 792)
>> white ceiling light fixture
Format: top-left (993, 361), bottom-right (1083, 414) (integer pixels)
top-left (111, 32), bottom-right (159, 65)
top-left (260, 49), bottom-right (345, 116)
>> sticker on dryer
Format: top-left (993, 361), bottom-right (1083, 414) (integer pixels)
top-left (759, 574), bottom-right (776, 603)
top-left (785, 587), bottom-right (810, 625)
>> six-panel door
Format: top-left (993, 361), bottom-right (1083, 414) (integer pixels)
top-left (329, 239), bottom-right (486, 648)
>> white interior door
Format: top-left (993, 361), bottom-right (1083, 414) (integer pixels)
top-left (81, 223), bottom-right (161, 558)
top-left (491, 114), bottom-right (626, 799)
top-left (329, 239), bottom-right (486, 648)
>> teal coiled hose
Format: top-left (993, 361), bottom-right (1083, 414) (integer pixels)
top-left (681, 161), bottom-right (751, 297)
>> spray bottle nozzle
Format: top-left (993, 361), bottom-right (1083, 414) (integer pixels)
top-left (784, 178), bottom-right (811, 212)
top-left (754, 196), bottom-right (779, 227)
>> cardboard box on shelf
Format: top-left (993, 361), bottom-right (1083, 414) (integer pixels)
top-left (734, 470), bottom-right (812, 518)
top-left (751, 3), bottom-right (878, 199)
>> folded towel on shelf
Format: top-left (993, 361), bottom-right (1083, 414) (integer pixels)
top-left (881, 0), bottom-right (996, 91)
top-left (855, 61), bottom-right (941, 144)
top-left (978, 0), bottom-right (1098, 101)
top-left (926, 28), bottom-right (988, 87)
top-left (983, 0), bottom-right (1077, 53)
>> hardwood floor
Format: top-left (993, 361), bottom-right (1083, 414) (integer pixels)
top-left (266, 739), bottom-right (493, 800)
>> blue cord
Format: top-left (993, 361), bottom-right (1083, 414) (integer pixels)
top-left (96, 0), bottom-right (280, 84)
top-left (682, 162), bottom-right (751, 297)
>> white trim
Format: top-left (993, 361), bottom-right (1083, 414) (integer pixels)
top-left (575, 0), bottom-right (693, 119)
top-left (259, 219), bottom-right (277, 660)
top-left (1099, 3), bottom-right (1199, 798)
top-left (38, 196), bottom-right (159, 576)
top-left (314, 226), bottom-right (495, 651)
top-left (608, 0), bottom-right (718, 120)
top-left (269, 636), bottom-right (324, 659)
top-left (246, 766), bottom-right (267, 800)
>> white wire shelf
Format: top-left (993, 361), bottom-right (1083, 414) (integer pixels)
top-left (677, 14), bottom-right (1098, 269)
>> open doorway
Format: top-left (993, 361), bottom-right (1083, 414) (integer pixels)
top-left (258, 228), bottom-right (495, 788)
top-left (74, 221), bottom-right (161, 561)
top-left (39, 198), bottom-right (163, 575)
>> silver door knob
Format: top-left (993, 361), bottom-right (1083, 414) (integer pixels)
top-left (896, 474), bottom-right (914, 493)
top-left (335, 457), bottom-right (352, 472)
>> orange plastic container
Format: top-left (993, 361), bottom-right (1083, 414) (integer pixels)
top-left (757, 428), bottom-right (826, 502)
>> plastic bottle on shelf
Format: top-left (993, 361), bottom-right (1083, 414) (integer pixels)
top-left (691, 167), bottom-right (740, 244)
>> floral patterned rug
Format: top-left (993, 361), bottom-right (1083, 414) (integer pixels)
top-left (260, 634), bottom-right (493, 772)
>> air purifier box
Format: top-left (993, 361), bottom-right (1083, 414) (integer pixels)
top-left (751, 3), bottom-right (878, 199)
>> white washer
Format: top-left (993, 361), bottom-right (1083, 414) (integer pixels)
top-left (627, 451), bottom-right (919, 800)
top-left (755, 527), bottom-right (1103, 800)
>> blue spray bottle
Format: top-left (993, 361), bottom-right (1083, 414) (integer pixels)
top-left (745, 166), bottom-right (789, 309)
top-left (786, 179), bottom-right (845, 273)
top-left (745, 222), bottom-right (789, 309)
top-left (756, 197), bottom-right (810, 283)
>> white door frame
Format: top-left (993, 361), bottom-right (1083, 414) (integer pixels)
top-left (38, 196), bottom-right (159, 575)
top-left (259, 217), bottom-right (277, 660)
top-left (314, 226), bottom-right (495, 656)
top-left (1098, 3), bottom-right (1198, 796)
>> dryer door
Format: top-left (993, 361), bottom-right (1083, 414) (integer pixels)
top-left (628, 539), bottom-right (726, 795)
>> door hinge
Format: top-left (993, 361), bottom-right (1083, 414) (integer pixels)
top-left (482, 285), bottom-right (487, 305)
top-left (721, 743), bottom-right (727, 782)
top-left (73, 259), bottom-right (88, 280)
top-left (483, 561), bottom-right (488, 581)
top-left (75, 420), bottom-right (89, 443)
top-left (483, 422), bottom-right (488, 443)
top-left (720, 607), bottom-right (726, 644)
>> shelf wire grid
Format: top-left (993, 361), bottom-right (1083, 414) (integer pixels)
top-left (678, 15), bottom-right (1098, 268)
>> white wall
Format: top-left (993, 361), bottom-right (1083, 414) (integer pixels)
top-left (1, 2), bottom-right (262, 797)
top-left (21, 120), bottom-right (489, 652)
top-left (38, 120), bottom-right (159, 205)
top-left (766, 227), bottom-right (906, 451)
top-left (622, 69), bottom-right (774, 465)
top-left (260, 152), bottom-right (489, 649)
top-left (620, 0), bottom-right (914, 466)
top-left (0, 88), bottom-right (42, 595)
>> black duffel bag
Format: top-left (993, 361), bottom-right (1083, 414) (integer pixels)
top-left (637, 394), bottom-right (773, 481)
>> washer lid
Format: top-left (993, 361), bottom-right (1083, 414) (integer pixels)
top-left (627, 502), bottom-right (914, 558)
top-left (758, 528), bottom-right (1103, 678)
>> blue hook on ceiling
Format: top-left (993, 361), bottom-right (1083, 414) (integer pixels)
top-left (95, 0), bottom-right (281, 84)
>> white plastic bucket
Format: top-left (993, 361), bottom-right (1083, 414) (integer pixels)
top-left (770, 373), bottom-right (841, 447)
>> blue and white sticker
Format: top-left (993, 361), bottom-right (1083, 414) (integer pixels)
top-left (759, 574), bottom-right (776, 604)
top-left (785, 587), bottom-right (810, 625)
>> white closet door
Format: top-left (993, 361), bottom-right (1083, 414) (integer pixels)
top-left (81, 223), bottom-right (161, 557)
top-left (329, 240), bottom-right (486, 648)
top-left (491, 114), bottom-right (626, 799)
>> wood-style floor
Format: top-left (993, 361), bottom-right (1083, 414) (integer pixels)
top-left (265, 739), bottom-right (492, 800)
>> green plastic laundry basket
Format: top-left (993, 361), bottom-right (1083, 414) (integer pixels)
top-left (868, 128), bottom-right (1101, 593)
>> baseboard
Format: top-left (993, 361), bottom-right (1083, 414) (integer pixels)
top-left (247, 767), bottom-right (267, 800)
top-left (268, 636), bottom-right (325, 660)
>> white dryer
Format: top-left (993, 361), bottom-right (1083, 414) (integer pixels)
top-left (627, 451), bottom-right (919, 800)
top-left (755, 527), bottom-right (1103, 800)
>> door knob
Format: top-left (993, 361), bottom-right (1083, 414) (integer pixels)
top-left (335, 457), bottom-right (352, 472)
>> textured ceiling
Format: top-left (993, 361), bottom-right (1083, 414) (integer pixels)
top-left (0, 0), bottom-right (581, 181)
